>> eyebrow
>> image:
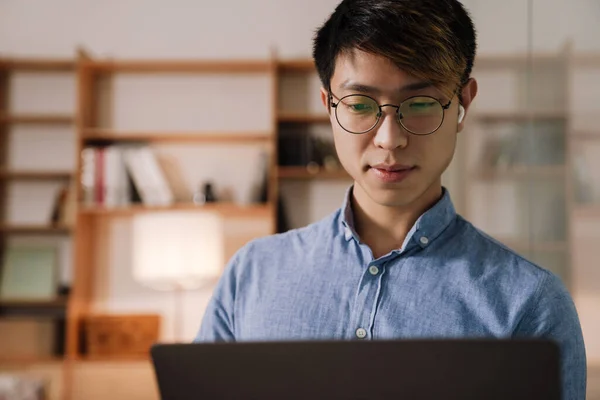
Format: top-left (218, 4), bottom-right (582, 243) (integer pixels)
top-left (338, 80), bottom-right (434, 94)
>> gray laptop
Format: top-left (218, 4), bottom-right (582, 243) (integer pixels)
top-left (151, 339), bottom-right (561, 400)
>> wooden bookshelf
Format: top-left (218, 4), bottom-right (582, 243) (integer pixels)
top-left (278, 113), bottom-right (330, 124)
top-left (0, 58), bottom-right (75, 72)
top-left (0, 356), bottom-right (65, 365)
top-left (79, 202), bottom-right (272, 218)
top-left (76, 354), bottom-right (150, 363)
top-left (278, 59), bottom-right (316, 73)
top-left (0, 225), bottom-right (72, 235)
top-left (278, 166), bottom-right (351, 180)
top-left (0, 170), bottom-right (73, 180)
top-left (82, 129), bottom-right (272, 144)
top-left (0, 114), bottom-right (74, 124)
top-left (0, 298), bottom-right (68, 309)
top-left (67, 54), bottom-right (280, 380)
top-left (81, 59), bottom-right (271, 74)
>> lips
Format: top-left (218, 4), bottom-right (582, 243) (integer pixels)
top-left (369, 164), bottom-right (416, 183)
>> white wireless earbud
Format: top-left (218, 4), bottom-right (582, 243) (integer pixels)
top-left (458, 105), bottom-right (465, 124)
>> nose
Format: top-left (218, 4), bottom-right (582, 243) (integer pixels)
top-left (372, 105), bottom-right (409, 150)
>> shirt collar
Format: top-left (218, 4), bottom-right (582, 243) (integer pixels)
top-left (340, 185), bottom-right (457, 249)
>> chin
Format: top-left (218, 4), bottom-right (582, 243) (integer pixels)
top-left (356, 179), bottom-right (422, 208)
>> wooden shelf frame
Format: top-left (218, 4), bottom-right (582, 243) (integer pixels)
top-left (82, 129), bottom-right (272, 144)
top-left (79, 202), bottom-right (273, 218)
top-left (69, 52), bottom-right (282, 376)
top-left (0, 225), bottom-right (72, 235)
top-left (0, 170), bottom-right (74, 180)
top-left (0, 114), bottom-right (74, 124)
top-left (0, 58), bottom-right (75, 72)
top-left (80, 59), bottom-right (272, 74)
top-left (277, 59), bottom-right (316, 73)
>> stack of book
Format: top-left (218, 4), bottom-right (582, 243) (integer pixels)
top-left (81, 145), bottom-right (174, 207)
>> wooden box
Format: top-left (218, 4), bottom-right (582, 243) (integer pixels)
top-left (84, 314), bottom-right (161, 358)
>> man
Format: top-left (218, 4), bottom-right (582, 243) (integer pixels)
top-left (196, 0), bottom-right (586, 398)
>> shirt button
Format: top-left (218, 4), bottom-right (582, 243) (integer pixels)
top-left (368, 265), bottom-right (379, 275)
top-left (355, 328), bottom-right (367, 339)
top-left (420, 236), bottom-right (429, 245)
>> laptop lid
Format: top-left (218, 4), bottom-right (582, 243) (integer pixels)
top-left (151, 339), bottom-right (561, 400)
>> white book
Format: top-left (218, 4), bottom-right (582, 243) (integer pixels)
top-left (103, 146), bottom-right (119, 208)
top-left (136, 146), bottom-right (174, 206)
top-left (122, 146), bottom-right (155, 205)
top-left (81, 147), bottom-right (96, 206)
top-left (122, 146), bottom-right (173, 206)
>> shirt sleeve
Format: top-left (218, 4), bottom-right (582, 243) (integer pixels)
top-left (193, 251), bottom-right (240, 342)
top-left (514, 272), bottom-right (587, 400)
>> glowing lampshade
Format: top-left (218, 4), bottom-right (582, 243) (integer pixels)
top-left (131, 211), bottom-right (224, 291)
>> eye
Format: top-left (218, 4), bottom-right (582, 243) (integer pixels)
top-left (409, 101), bottom-right (437, 110)
top-left (348, 103), bottom-right (375, 112)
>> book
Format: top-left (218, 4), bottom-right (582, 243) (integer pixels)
top-left (0, 245), bottom-right (58, 301)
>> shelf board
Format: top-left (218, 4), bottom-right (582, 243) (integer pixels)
top-left (478, 165), bottom-right (566, 180)
top-left (0, 297), bottom-right (68, 319)
top-left (278, 113), bottom-right (330, 124)
top-left (0, 225), bottom-right (72, 235)
top-left (278, 166), bottom-right (351, 180)
top-left (82, 129), bottom-right (272, 144)
top-left (278, 59), bottom-right (316, 73)
top-left (81, 59), bottom-right (271, 74)
top-left (473, 111), bottom-right (567, 122)
top-left (0, 58), bottom-right (75, 72)
top-left (0, 356), bottom-right (65, 365)
top-left (0, 170), bottom-right (73, 181)
top-left (79, 202), bottom-right (272, 218)
top-left (0, 298), bottom-right (67, 309)
top-left (0, 114), bottom-right (74, 124)
top-left (76, 354), bottom-right (150, 363)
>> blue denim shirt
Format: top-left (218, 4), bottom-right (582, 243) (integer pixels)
top-left (196, 187), bottom-right (587, 399)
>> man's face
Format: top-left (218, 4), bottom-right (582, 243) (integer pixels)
top-left (322, 49), bottom-right (472, 209)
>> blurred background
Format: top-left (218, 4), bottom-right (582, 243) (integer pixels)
top-left (0, 0), bottom-right (599, 399)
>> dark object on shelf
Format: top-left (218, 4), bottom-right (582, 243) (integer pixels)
top-left (276, 195), bottom-right (290, 233)
top-left (278, 131), bottom-right (338, 168)
top-left (53, 317), bottom-right (66, 356)
top-left (127, 169), bottom-right (143, 204)
top-left (204, 183), bottom-right (217, 202)
top-left (193, 181), bottom-right (218, 205)
top-left (57, 285), bottom-right (71, 297)
top-left (50, 186), bottom-right (69, 226)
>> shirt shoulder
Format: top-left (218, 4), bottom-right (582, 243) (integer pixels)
top-left (455, 214), bottom-right (555, 281)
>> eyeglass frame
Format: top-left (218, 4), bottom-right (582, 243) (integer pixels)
top-left (328, 91), bottom-right (455, 136)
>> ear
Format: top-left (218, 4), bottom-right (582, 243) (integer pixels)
top-left (457, 78), bottom-right (478, 133)
top-left (320, 87), bottom-right (331, 112)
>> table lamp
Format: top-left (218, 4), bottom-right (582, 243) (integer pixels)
top-left (131, 211), bottom-right (224, 342)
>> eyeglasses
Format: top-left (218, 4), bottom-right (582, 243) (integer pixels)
top-left (329, 92), bottom-right (453, 136)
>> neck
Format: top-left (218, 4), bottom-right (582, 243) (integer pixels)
top-left (351, 182), bottom-right (443, 258)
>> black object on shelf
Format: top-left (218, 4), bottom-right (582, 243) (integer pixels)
top-left (278, 131), bottom-right (339, 168)
top-left (193, 181), bottom-right (218, 205)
